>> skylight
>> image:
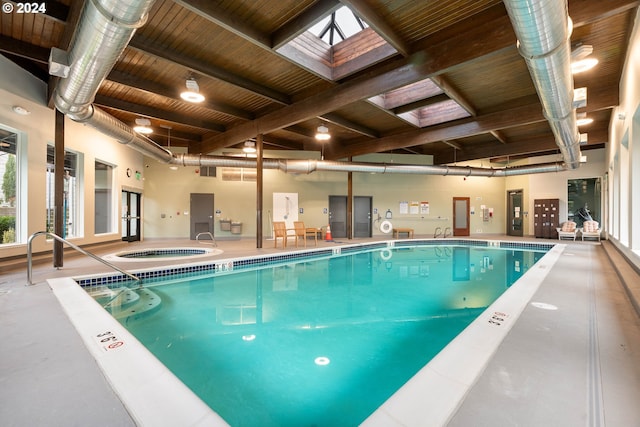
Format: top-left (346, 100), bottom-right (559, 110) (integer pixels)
top-left (308, 6), bottom-right (368, 45)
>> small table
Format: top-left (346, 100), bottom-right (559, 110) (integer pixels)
top-left (392, 228), bottom-right (414, 238)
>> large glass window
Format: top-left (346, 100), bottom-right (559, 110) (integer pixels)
top-left (46, 145), bottom-right (82, 238)
top-left (0, 126), bottom-right (18, 244)
top-left (95, 160), bottom-right (114, 234)
top-left (567, 177), bottom-right (601, 228)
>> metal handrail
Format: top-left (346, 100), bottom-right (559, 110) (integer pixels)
top-left (434, 227), bottom-right (442, 238)
top-left (443, 227), bottom-right (452, 238)
top-left (195, 231), bottom-right (217, 247)
top-left (27, 231), bottom-right (140, 286)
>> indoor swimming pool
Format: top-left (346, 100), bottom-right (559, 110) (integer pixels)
top-left (79, 240), bottom-right (552, 427)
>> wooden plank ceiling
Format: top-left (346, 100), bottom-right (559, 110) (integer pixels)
top-left (0, 0), bottom-right (637, 164)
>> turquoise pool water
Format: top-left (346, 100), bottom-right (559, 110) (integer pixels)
top-left (101, 244), bottom-right (546, 427)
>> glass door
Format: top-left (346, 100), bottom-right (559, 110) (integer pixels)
top-left (453, 197), bottom-right (470, 236)
top-left (122, 190), bottom-right (141, 242)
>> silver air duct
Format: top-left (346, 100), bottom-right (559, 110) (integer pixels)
top-left (174, 154), bottom-right (565, 177)
top-left (503, 0), bottom-right (582, 169)
top-left (52, 0), bottom-right (569, 177)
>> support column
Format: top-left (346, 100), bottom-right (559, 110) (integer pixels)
top-left (53, 109), bottom-right (64, 267)
top-left (347, 157), bottom-right (353, 239)
top-left (256, 135), bottom-right (263, 248)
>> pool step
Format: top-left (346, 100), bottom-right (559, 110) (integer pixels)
top-left (90, 286), bottom-right (140, 309)
top-left (107, 288), bottom-right (162, 320)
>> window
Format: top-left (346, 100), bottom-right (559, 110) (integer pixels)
top-left (95, 160), bottom-right (114, 234)
top-left (0, 126), bottom-right (18, 244)
top-left (46, 145), bottom-right (82, 238)
top-left (567, 178), bottom-right (601, 228)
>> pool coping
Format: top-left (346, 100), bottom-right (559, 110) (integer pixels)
top-left (48, 239), bottom-right (563, 427)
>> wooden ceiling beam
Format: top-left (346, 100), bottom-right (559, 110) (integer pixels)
top-left (340, 0), bottom-right (411, 56)
top-left (272, 0), bottom-right (341, 49)
top-left (128, 36), bottom-right (291, 105)
top-left (106, 70), bottom-right (255, 121)
top-left (432, 127), bottom-right (609, 164)
top-left (0, 35), bottom-right (49, 63)
top-left (95, 95), bottom-right (227, 133)
top-left (199, 8), bottom-right (518, 153)
top-left (327, 102), bottom-right (546, 159)
top-left (320, 112), bottom-right (380, 138)
top-left (173, 0), bottom-right (271, 48)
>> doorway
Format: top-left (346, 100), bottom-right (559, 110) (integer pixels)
top-left (452, 197), bottom-right (470, 236)
top-left (354, 196), bottom-right (372, 238)
top-left (507, 189), bottom-right (524, 237)
top-left (190, 193), bottom-right (215, 240)
top-left (328, 195), bottom-right (348, 238)
top-left (121, 190), bottom-right (141, 242)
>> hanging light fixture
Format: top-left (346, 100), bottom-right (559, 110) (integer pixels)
top-left (133, 117), bottom-right (152, 134)
top-left (180, 78), bottom-right (205, 103)
top-left (571, 44), bottom-right (598, 74)
top-left (243, 140), bottom-right (257, 153)
top-left (576, 112), bottom-right (593, 126)
top-left (315, 124), bottom-right (331, 141)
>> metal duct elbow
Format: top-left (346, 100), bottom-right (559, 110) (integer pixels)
top-left (503, 0), bottom-right (582, 169)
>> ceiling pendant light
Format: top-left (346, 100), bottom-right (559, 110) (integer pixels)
top-left (315, 124), bottom-right (331, 141)
top-left (243, 140), bottom-right (257, 153)
top-left (180, 78), bottom-right (205, 103)
top-left (571, 44), bottom-right (598, 74)
top-left (133, 117), bottom-right (153, 134)
top-left (576, 112), bottom-right (593, 126)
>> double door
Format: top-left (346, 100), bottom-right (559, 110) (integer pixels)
top-left (328, 195), bottom-right (372, 238)
top-left (533, 198), bottom-right (559, 239)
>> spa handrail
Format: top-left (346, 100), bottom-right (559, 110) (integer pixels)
top-left (27, 231), bottom-right (140, 286)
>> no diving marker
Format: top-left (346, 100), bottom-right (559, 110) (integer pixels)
top-left (488, 311), bottom-right (509, 326)
top-left (94, 331), bottom-right (125, 352)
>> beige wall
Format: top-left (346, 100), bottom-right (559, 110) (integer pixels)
top-left (0, 55), bottom-right (144, 258)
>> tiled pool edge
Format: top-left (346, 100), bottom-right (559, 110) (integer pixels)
top-left (49, 239), bottom-right (562, 427)
top-left (48, 277), bottom-right (229, 427)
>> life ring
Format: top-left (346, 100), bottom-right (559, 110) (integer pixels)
top-left (380, 249), bottom-right (392, 261)
top-left (380, 220), bottom-right (393, 234)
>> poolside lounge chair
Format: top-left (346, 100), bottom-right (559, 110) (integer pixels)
top-left (581, 220), bottom-right (601, 241)
top-left (557, 221), bottom-right (578, 240)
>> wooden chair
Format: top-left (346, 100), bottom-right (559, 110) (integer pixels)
top-left (273, 222), bottom-right (287, 248)
top-left (291, 221), bottom-right (318, 247)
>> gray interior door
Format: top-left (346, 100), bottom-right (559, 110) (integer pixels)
top-left (507, 189), bottom-right (524, 236)
top-left (328, 195), bottom-right (347, 238)
top-left (190, 193), bottom-right (214, 240)
top-left (354, 196), bottom-right (372, 238)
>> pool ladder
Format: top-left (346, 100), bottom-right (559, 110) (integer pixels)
top-left (26, 231), bottom-right (140, 286)
top-left (196, 231), bottom-right (217, 247)
top-left (433, 227), bottom-right (452, 238)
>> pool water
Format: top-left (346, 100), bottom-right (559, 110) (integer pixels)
top-left (105, 245), bottom-right (545, 426)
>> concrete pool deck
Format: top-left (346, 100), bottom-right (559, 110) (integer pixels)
top-left (1, 235), bottom-right (640, 426)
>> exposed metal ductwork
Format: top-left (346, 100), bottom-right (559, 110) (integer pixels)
top-left (503, 0), bottom-right (582, 169)
top-left (51, 0), bottom-right (571, 177)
